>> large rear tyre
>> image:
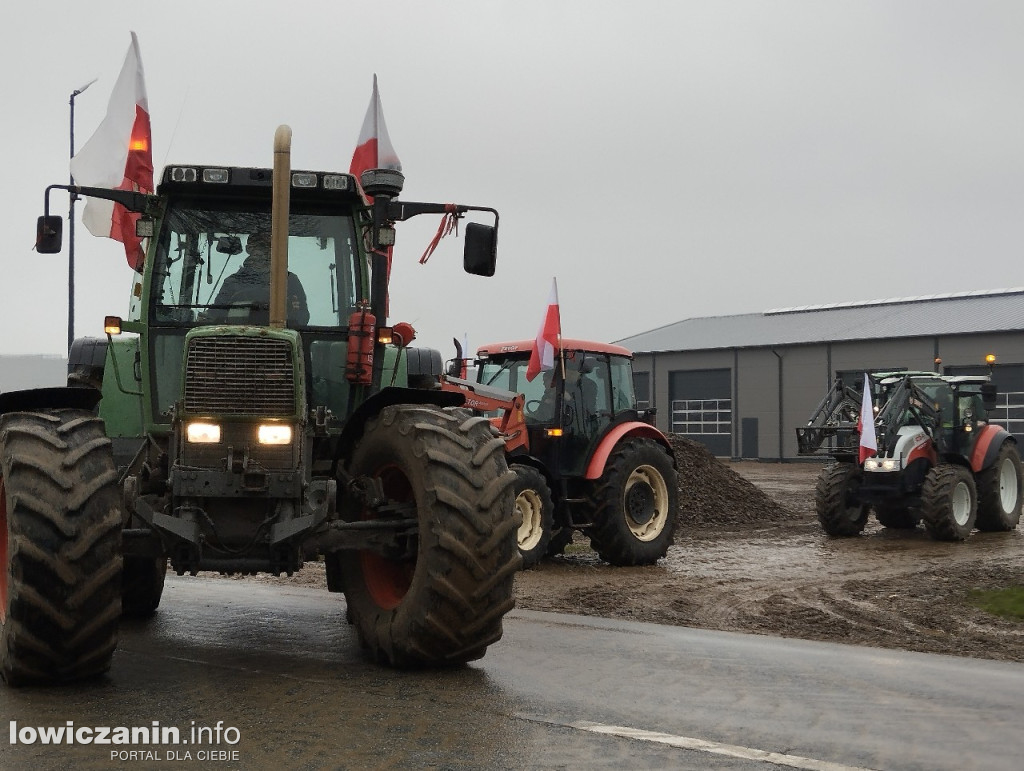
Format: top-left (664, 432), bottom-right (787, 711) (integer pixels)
top-left (815, 463), bottom-right (869, 536)
top-left (0, 409), bottom-right (122, 686)
top-left (121, 555), bottom-right (166, 618)
top-left (510, 464), bottom-right (554, 569)
top-left (874, 505), bottom-right (920, 530)
top-left (976, 442), bottom-right (1023, 532)
top-left (586, 439), bottom-right (678, 566)
top-left (339, 405), bottom-right (519, 667)
top-left (921, 464), bottom-right (977, 541)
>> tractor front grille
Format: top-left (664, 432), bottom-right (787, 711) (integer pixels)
top-left (184, 336), bottom-right (296, 416)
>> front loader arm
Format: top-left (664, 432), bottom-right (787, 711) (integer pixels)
top-left (439, 375), bottom-right (528, 453)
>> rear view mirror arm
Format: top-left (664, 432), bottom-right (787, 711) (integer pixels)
top-left (43, 183), bottom-right (154, 218)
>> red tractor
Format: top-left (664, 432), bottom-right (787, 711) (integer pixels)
top-left (442, 339), bottom-right (678, 567)
top-left (797, 370), bottom-right (1023, 540)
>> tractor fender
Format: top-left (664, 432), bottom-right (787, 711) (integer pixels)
top-left (583, 421), bottom-right (675, 480)
top-left (0, 386), bottom-right (102, 417)
top-left (332, 385), bottom-right (464, 467)
top-left (969, 424), bottom-right (1015, 473)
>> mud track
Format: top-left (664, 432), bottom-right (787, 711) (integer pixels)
top-left (515, 458), bottom-right (1024, 662)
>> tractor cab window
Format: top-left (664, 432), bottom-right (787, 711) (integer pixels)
top-left (608, 355), bottom-right (637, 414)
top-left (151, 208), bottom-right (360, 328)
top-left (478, 357), bottom-right (553, 423)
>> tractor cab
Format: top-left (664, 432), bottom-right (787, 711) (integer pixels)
top-left (474, 340), bottom-right (641, 478)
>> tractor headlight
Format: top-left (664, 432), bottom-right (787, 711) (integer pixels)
top-left (257, 424), bottom-right (293, 445)
top-left (864, 457), bottom-right (901, 472)
top-left (186, 422), bottom-right (221, 443)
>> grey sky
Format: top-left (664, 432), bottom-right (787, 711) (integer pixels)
top-left (4, 1), bottom-right (1023, 357)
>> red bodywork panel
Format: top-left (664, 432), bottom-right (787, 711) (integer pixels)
top-left (583, 422), bottom-right (675, 480)
top-left (969, 424), bottom-right (1009, 472)
top-left (905, 436), bottom-right (938, 467)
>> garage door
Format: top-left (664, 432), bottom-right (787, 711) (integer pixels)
top-left (669, 368), bottom-right (731, 456)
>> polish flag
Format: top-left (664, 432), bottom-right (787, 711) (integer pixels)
top-left (526, 279), bottom-right (561, 382)
top-left (858, 373), bottom-right (878, 464)
top-left (70, 32), bottom-right (153, 272)
top-left (349, 74), bottom-right (402, 201)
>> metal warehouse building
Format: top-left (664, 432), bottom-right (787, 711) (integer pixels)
top-left (616, 288), bottom-right (1024, 461)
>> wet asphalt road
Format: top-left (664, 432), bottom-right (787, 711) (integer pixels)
top-left (2, 577), bottom-right (1022, 770)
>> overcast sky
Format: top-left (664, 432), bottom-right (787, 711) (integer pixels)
top-left (4, 1), bottom-right (1023, 358)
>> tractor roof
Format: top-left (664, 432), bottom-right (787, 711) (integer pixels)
top-left (476, 339), bottom-right (632, 358)
top-left (157, 165), bottom-right (364, 205)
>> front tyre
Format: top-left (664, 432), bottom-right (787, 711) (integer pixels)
top-left (0, 409), bottom-right (122, 686)
top-left (340, 405), bottom-right (519, 667)
top-left (976, 442), bottom-right (1023, 532)
top-left (586, 439), bottom-right (678, 566)
top-left (510, 464), bottom-right (554, 569)
top-left (121, 555), bottom-right (167, 618)
top-left (921, 464), bottom-right (977, 541)
top-left (815, 463), bottom-right (869, 536)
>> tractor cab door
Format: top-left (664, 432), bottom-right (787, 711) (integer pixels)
top-left (558, 352), bottom-right (614, 477)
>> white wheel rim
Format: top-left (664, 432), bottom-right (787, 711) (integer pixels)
top-left (952, 480), bottom-right (972, 526)
top-left (516, 488), bottom-right (544, 551)
top-left (998, 457), bottom-right (1019, 513)
top-left (624, 464), bottom-right (670, 541)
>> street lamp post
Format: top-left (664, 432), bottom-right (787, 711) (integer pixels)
top-left (68, 77), bottom-right (97, 353)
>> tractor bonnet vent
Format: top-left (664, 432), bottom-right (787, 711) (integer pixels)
top-left (184, 336), bottom-right (295, 416)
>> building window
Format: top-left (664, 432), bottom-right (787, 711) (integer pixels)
top-left (670, 398), bottom-right (732, 435)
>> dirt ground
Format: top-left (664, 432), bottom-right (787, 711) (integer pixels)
top-left (514, 443), bottom-right (1024, 663)
top-left (253, 437), bottom-right (1024, 663)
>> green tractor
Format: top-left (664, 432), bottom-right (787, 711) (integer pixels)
top-left (0, 127), bottom-right (518, 685)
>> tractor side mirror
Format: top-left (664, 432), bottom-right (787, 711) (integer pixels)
top-left (981, 382), bottom-right (997, 412)
top-left (463, 223), bottom-right (497, 277)
top-left (36, 215), bottom-right (63, 254)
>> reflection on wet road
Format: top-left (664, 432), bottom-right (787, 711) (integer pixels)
top-left (2, 577), bottom-right (1022, 770)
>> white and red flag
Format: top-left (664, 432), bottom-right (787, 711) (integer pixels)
top-left (526, 278), bottom-right (561, 382)
top-left (858, 373), bottom-right (878, 464)
top-left (70, 31), bottom-right (153, 272)
top-left (349, 74), bottom-right (402, 201)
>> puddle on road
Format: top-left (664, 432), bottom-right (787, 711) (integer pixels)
top-left (662, 524), bottom-right (1024, 582)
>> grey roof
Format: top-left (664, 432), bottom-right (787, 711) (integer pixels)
top-left (615, 288), bottom-right (1024, 354)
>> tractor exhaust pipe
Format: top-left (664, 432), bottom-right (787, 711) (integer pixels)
top-left (269, 125), bottom-right (292, 329)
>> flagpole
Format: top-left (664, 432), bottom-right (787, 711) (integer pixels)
top-left (68, 77), bottom-right (97, 353)
top-left (555, 277), bottom-right (566, 380)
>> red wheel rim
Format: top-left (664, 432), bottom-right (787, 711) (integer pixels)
top-left (359, 465), bottom-right (415, 610)
top-left (0, 478), bottom-right (9, 623)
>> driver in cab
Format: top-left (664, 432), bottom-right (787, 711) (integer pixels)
top-left (212, 231), bottom-right (309, 325)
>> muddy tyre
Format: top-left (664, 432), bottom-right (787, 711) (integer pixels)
top-left (339, 405), bottom-right (519, 667)
top-left (121, 555), bottom-right (167, 618)
top-left (976, 442), bottom-right (1023, 532)
top-left (586, 439), bottom-right (678, 566)
top-left (874, 505), bottom-right (920, 530)
top-left (0, 409), bottom-right (122, 686)
top-left (510, 464), bottom-right (554, 569)
top-left (921, 464), bottom-right (977, 541)
top-left (815, 463), bottom-right (868, 536)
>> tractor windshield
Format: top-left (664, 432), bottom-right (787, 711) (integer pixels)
top-left (478, 357), bottom-right (553, 422)
top-left (150, 207), bottom-right (361, 328)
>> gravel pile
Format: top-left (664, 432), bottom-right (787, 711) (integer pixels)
top-left (668, 435), bottom-right (796, 527)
